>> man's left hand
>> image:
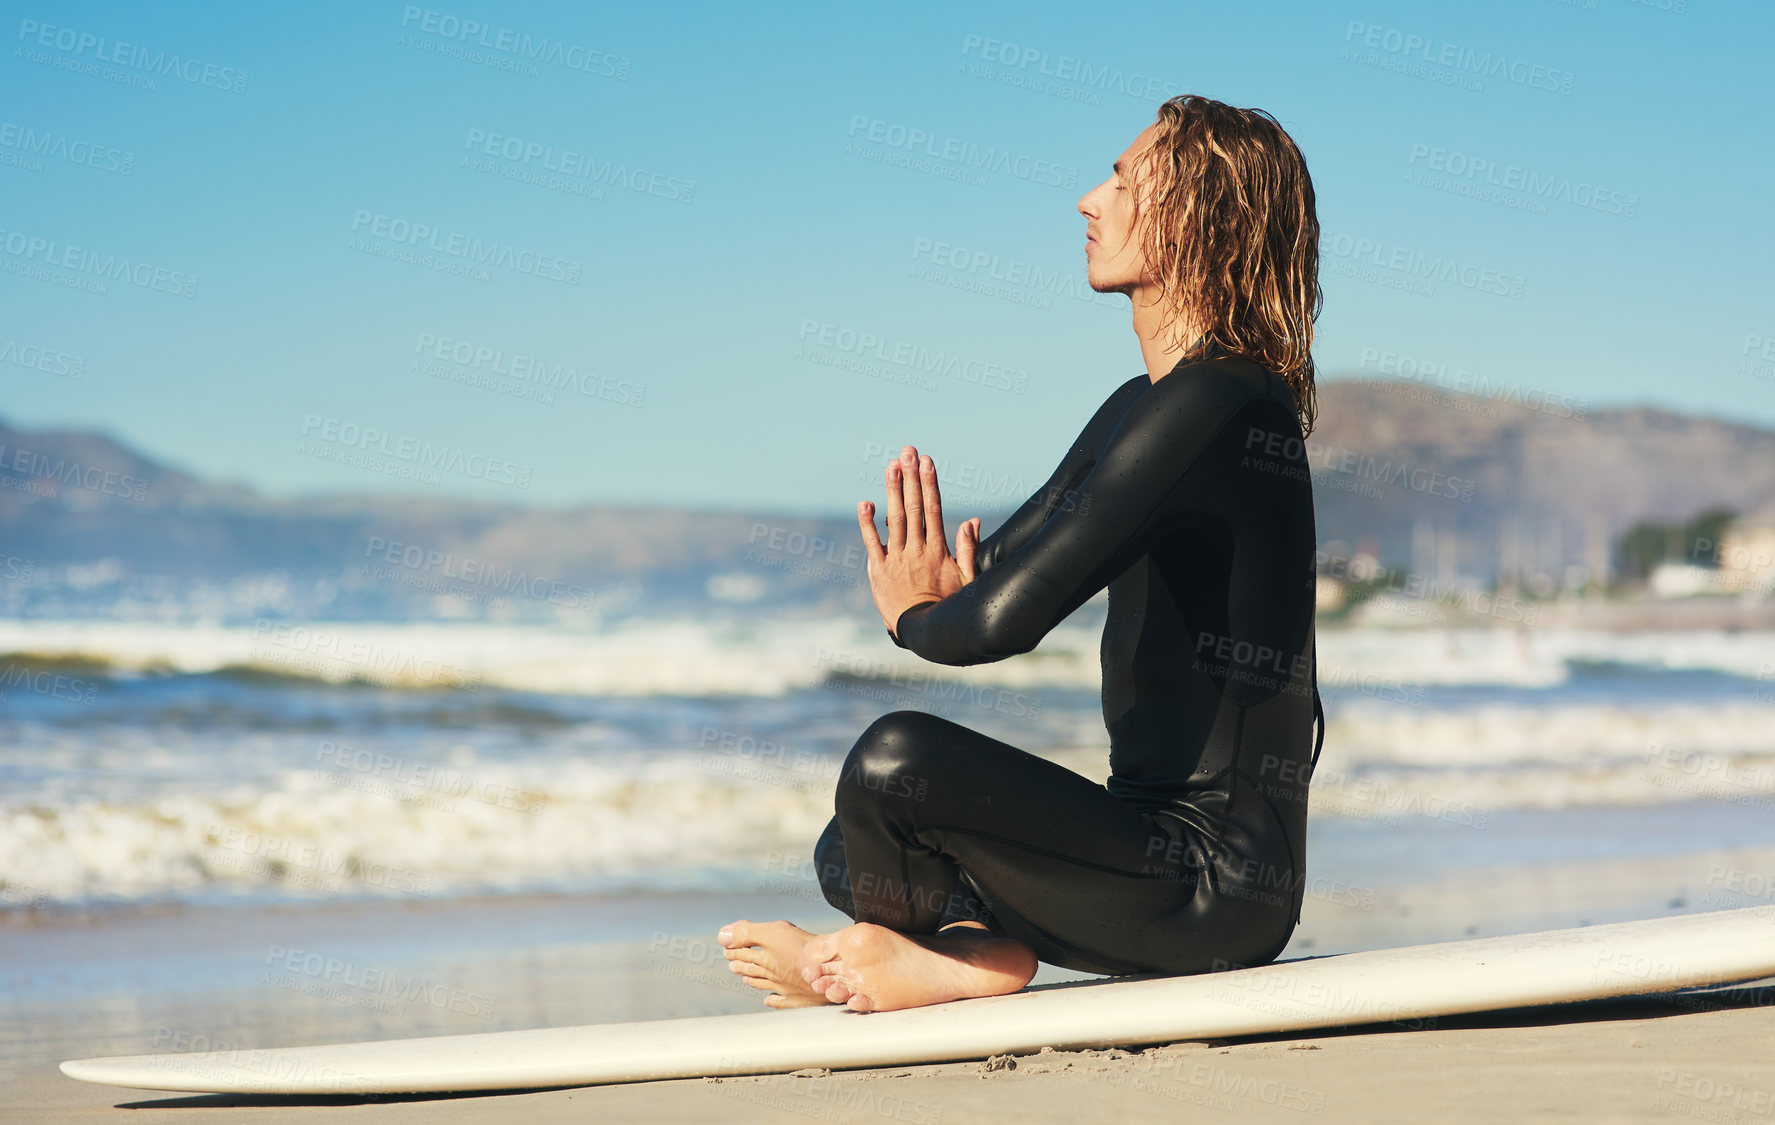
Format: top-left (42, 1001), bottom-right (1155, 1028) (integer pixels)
top-left (856, 444), bottom-right (980, 639)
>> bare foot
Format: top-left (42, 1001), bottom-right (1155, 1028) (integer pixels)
top-left (799, 921), bottom-right (1037, 1012)
top-left (717, 919), bottom-right (834, 1008)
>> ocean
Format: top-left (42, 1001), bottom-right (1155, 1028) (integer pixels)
top-left (4, 612), bottom-right (1774, 915)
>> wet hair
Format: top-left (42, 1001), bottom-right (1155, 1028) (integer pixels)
top-left (1134, 95), bottom-right (1323, 435)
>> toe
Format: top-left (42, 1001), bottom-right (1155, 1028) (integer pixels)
top-left (717, 919), bottom-right (754, 947)
top-left (822, 979), bottom-right (855, 1003)
top-left (803, 931), bottom-right (839, 965)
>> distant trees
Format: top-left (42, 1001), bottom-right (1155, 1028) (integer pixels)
top-left (1613, 505), bottom-right (1737, 582)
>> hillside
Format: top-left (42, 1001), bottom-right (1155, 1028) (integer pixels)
top-left (3, 379), bottom-right (1771, 620)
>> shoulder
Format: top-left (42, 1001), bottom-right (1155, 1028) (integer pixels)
top-left (1100, 356), bottom-right (1296, 470)
top-left (1140, 353), bottom-right (1276, 421)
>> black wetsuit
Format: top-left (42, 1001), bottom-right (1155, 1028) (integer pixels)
top-left (813, 340), bottom-right (1325, 976)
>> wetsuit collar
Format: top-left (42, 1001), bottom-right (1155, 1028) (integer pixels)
top-left (1153, 332), bottom-right (1223, 380)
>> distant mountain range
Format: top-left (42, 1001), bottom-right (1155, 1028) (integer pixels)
top-left (4, 377), bottom-right (1773, 621)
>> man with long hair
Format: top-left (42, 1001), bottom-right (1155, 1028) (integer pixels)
top-left (720, 95), bottom-right (1325, 1012)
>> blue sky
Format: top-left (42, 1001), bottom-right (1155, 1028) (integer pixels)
top-left (4, 0), bottom-right (1771, 514)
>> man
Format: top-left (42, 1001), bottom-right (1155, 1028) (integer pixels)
top-left (720, 95), bottom-right (1325, 1013)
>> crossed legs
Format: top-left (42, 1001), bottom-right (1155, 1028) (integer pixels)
top-left (719, 710), bottom-right (1204, 1011)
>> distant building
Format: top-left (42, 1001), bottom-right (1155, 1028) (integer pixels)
top-left (1648, 562), bottom-right (1718, 598)
top-left (1714, 501), bottom-right (1775, 596)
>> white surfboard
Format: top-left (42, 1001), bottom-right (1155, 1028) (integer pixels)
top-left (61, 905), bottom-right (1775, 1095)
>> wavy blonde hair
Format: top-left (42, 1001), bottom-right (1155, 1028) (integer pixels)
top-left (1134, 95), bottom-right (1323, 435)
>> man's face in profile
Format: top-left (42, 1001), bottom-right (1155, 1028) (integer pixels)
top-left (1079, 123), bottom-right (1162, 296)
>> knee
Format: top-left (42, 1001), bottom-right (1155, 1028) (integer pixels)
top-left (835, 710), bottom-right (944, 814)
top-left (811, 817), bottom-right (848, 899)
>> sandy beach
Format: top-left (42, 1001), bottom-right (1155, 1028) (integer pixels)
top-left (9, 840), bottom-right (1775, 1123)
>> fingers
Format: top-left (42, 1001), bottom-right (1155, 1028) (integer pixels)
top-left (856, 501), bottom-right (884, 564)
top-left (919, 454), bottom-right (947, 557)
top-left (883, 459), bottom-right (907, 553)
top-left (897, 446), bottom-right (924, 550)
top-left (956, 517), bottom-right (979, 584)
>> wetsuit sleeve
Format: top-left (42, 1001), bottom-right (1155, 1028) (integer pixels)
top-left (892, 378), bottom-right (1252, 665)
top-left (885, 375), bottom-right (1149, 649)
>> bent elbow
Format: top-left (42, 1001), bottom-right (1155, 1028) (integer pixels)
top-left (966, 611), bottom-right (1045, 664)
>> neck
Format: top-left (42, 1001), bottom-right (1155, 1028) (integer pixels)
top-left (1131, 285), bottom-right (1203, 382)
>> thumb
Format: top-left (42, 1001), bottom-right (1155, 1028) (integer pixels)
top-left (957, 518), bottom-right (979, 584)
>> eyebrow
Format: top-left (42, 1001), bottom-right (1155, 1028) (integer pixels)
top-left (1112, 160), bottom-right (1122, 176)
